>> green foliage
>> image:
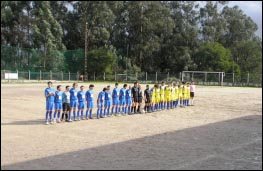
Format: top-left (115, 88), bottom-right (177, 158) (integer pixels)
top-left (193, 42), bottom-right (234, 72)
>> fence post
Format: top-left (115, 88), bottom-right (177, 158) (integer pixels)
top-left (179, 72), bottom-right (181, 81)
top-left (247, 72), bottom-right (249, 86)
top-left (115, 72), bottom-right (117, 81)
top-left (218, 72), bottom-right (223, 85)
top-left (40, 70), bottom-right (41, 81)
top-left (182, 72), bottom-right (184, 82)
top-left (104, 72), bottom-right (106, 81)
top-left (221, 72), bottom-right (224, 86)
top-left (50, 70), bottom-right (52, 80)
top-left (205, 72), bottom-right (207, 84)
top-left (29, 70), bottom-right (30, 80)
top-left (17, 70), bottom-right (18, 80)
top-left (192, 72), bottom-right (194, 81)
top-left (167, 72), bottom-right (169, 81)
top-left (69, 72), bottom-right (70, 81)
top-left (156, 72), bottom-right (158, 82)
top-left (94, 72), bottom-right (96, 81)
top-left (232, 73), bottom-right (235, 86)
top-left (61, 71), bottom-right (63, 81)
top-left (77, 72), bottom-right (79, 81)
top-left (136, 72), bottom-right (138, 80)
top-left (146, 72), bottom-right (147, 81)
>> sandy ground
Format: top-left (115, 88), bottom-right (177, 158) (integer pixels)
top-left (1, 83), bottom-right (262, 170)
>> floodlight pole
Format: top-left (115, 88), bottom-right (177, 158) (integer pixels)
top-left (84, 22), bottom-right (88, 81)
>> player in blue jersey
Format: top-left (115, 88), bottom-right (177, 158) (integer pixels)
top-left (69, 82), bottom-right (78, 122)
top-left (125, 85), bottom-right (132, 115)
top-left (54, 85), bottom-right (63, 123)
top-left (44, 81), bottom-right (55, 125)
top-left (97, 87), bottom-right (106, 119)
top-left (86, 84), bottom-right (94, 119)
top-left (77, 85), bottom-right (85, 121)
top-left (104, 85), bottom-right (112, 117)
top-left (119, 84), bottom-right (127, 115)
top-left (112, 83), bottom-right (120, 116)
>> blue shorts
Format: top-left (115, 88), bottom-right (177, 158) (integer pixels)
top-left (46, 101), bottom-right (54, 111)
top-left (113, 98), bottom-right (119, 105)
top-left (55, 102), bottom-right (62, 110)
top-left (104, 100), bottom-right (111, 108)
top-left (70, 100), bottom-right (78, 108)
top-left (97, 102), bottom-right (104, 109)
top-left (126, 98), bottom-right (132, 105)
top-left (119, 98), bottom-right (126, 106)
top-left (87, 101), bottom-right (94, 108)
top-left (78, 101), bottom-right (85, 109)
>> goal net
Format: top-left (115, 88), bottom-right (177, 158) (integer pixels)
top-left (182, 71), bottom-right (225, 86)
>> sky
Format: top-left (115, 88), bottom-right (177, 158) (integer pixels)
top-left (66, 1), bottom-right (262, 38)
top-left (198, 1), bottom-right (262, 38)
top-left (229, 1), bottom-right (262, 38)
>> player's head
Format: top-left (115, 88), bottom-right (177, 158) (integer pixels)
top-left (66, 85), bottom-right (70, 91)
top-left (134, 81), bottom-right (138, 87)
top-left (123, 84), bottom-right (127, 88)
top-left (89, 84), bottom-right (94, 90)
top-left (154, 84), bottom-right (158, 88)
top-left (107, 85), bottom-right (110, 90)
top-left (47, 81), bottom-right (52, 88)
top-left (128, 85), bottom-right (132, 89)
top-left (161, 81), bottom-right (165, 86)
top-left (182, 81), bottom-right (185, 85)
top-left (73, 82), bottom-right (78, 88)
top-left (57, 85), bottom-right (62, 91)
top-left (138, 84), bottom-right (141, 89)
top-left (146, 84), bottom-right (149, 89)
top-left (191, 81), bottom-right (195, 85)
top-left (187, 82), bottom-right (190, 86)
top-left (103, 87), bottom-right (107, 92)
top-left (115, 83), bottom-right (118, 88)
top-left (80, 85), bottom-right (84, 90)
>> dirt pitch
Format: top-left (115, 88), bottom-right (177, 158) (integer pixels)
top-left (1, 83), bottom-right (262, 170)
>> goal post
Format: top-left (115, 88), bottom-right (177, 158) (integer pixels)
top-left (182, 71), bottom-right (225, 86)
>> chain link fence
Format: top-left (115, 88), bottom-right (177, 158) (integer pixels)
top-left (1, 70), bottom-right (261, 87)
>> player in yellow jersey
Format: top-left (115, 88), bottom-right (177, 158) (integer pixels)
top-left (155, 85), bottom-right (161, 111)
top-left (186, 82), bottom-right (191, 106)
top-left (182, 82), bottom-right (187, 107)
top-left (165, 82), bottom-right (172, 110)
top-left (178, 82), bottom-right (183, 107)
top-left (174, 82), bottom-right (179, 108)
top-left (151, 85), bottom-right (157, 112)
top-left (160, 81), bottom-right (166, 110)
top-left (171, 82), bottom-right (176, 109)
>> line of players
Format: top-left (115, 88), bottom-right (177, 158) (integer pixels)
top-left (44, 81), bottom-right (195, 125)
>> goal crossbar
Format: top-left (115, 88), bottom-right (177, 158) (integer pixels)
top-left (182, 71), bottom-right (225, 86)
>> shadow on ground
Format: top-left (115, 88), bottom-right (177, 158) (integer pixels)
top-left (1, 119), bottom-right (44, 126)
top-left (2, 115), bottom-right (262, 170)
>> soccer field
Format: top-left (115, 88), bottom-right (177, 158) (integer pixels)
top-left (1, 83), bottom-right (262, 170)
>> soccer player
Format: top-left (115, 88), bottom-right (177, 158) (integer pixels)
top-left (160, 81), bottom-right (166, 110)
top-left (152, 84), bottom-right (159, 111)
top-left (44, 81), bottom-right (55, 125)
top-left (182, 82), bottom-right (187, 107)
top-left (178, 82), bottom-right (183, 107)
top-left (104, 85), bottom-right (112, 117)
top-left (77, 85), bottom-right (85, 120)
top-left (186, 82), bottom-right (191, 106)
top-left (190, 81), bottom-right (196, 106)
top-left (112, 83), bottom-right (120, 116)
top-left (131, 82), bottom-right (139, 114)
top-left (119, 84), bottom-right (127, 115)
top-left (97, 87), bottom-right (106, 119)
top-left (173, 82), bottom-right (179, 108)
top-left (86, 84), bottom-right (95, 119)
top-left (144, 84), bottom-right (151, 113)
top-left (69, 82), bottom-right (78, 121)
top-left (125, 85), bottom-right (132, 114)
top-left (156, 85), bottom-right (161, 111)
top-left (54, 85), bottom-right (63, 123)
top-left (137, 84), bottom-right (143, 113)
top-left (165, 82), bottom-right (172, 110)
top-left (61, 86), bottom-right (70, 122)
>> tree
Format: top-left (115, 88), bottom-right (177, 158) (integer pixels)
top-left (32, 1), bottom-right (65, 70)
top-left (193, 42), bottom-right (235, 72)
